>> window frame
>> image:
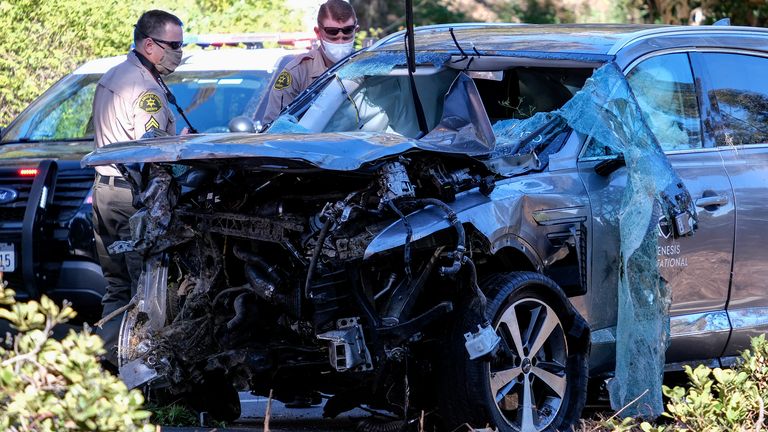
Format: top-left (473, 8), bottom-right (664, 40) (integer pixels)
top-left (579, 48), bottom-right (713, 162)
top-left (690, 49), bottom-right (768, 149)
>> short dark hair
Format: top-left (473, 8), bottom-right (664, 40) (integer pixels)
top-left (317, 0), bottom-right (356, 25)
top-left (134, 10), bottom-right (183, 45)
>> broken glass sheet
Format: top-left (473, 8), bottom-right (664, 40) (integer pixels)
top-left (484, 62), bottom-right (695, 417)
top-left (267, 114), bottom-right (309, 134)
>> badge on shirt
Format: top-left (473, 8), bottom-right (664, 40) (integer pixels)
top-left (145, 116), bottom-right (161, 131)
top-left (274, 71), bottom-right (292, 90)
top-left (139, 93), bottom-right (163, 113)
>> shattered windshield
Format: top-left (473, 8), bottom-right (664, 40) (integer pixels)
top-left (270, 50), bottom-right (594, 163)
top-left (274, 52), bottom-right (455, 139)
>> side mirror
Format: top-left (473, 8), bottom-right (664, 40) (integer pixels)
top-left (228, 116), bottom-right (255, 133)
top-left (594, 154), bottom-right (625, 176)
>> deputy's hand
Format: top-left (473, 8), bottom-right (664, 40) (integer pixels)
top-left (180, 127), bottom-right (190, 135)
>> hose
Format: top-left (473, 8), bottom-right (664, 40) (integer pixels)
top-left (304, 218), bottom-right (333, 299)
top-left (403, 198), bottom-right (466, 276)
top-left (388, 201), bottom-right (413, 280)
top-left (233, 244), bottom-right (283, 285)
top-left (464, 257), bottom-right (489, 326)
top-left (226, 291), bottom-right (251, 330)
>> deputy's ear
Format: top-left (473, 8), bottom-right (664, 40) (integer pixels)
top-left (140, 38), bottom-right (154, 55)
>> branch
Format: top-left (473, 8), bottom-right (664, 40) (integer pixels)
top-left (94, 295), bottom-right (138, 328)
top-left (3, 317), bottom-right (56, 370)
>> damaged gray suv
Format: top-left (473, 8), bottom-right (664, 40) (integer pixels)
top-left (83, 23), bottom-right (768, 431)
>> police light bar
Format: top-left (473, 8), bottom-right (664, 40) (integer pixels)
top-left (184, 33), bottom-right (317, 50)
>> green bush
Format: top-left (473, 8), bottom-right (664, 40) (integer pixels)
top-left (599, 335), bottom-right (768, 431)
top-left (0, 0), bottom-right (302, 127)
top-left (0, 287), bottom-right (154, 432)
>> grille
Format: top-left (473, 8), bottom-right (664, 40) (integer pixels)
top-left (0, 167), bottom-right (93, 226)
top-left (52, 175), bottom-right (93, 223)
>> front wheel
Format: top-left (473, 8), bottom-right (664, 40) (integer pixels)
top-left (439, 272), bottom-right (589, 432)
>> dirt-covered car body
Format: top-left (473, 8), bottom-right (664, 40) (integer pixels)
top-left (83, 23), bottom-right (768, 431)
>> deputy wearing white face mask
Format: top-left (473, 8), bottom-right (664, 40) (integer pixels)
top-left (261, 0), bottom-right (358, 126)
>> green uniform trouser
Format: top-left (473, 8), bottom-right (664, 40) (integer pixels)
top-left (92, 175), bottom-right (142, 367)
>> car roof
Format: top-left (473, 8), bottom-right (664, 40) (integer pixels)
top-left (373, 23), bottom-right (768, 58)
top-left (73, 47), bottom-right (294, 75)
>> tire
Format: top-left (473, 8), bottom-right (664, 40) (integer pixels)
top-left (438, 272), bottom-right (589, 432)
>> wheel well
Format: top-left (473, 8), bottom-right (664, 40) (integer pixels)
top-left (484, 247), bottom-right (537, 273)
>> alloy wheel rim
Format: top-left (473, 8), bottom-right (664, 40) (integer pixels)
top-left (487, 297), bottom-right (568, 431)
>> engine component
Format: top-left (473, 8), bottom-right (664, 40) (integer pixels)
top-left (377, 161), bottom-right (415, 208)
top-left (177, 210), bottom-right (304, 244)
top-left (316, 317), bottom-right (374, 372)
top-left (463, 324), bottom-right (501, 360)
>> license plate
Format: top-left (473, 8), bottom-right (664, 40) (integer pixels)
top-left (0, 243), bottom-right (15, 272)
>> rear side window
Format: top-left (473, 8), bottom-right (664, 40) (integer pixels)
top-left (627, 53), bottom-right (703, 151)
top-left (699, 53), bottom-right (768, 147)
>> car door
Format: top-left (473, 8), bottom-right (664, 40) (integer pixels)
top-left (692, 50), bottom-right (768, 357)
top-left (578, 52), bottom-right (735, 364)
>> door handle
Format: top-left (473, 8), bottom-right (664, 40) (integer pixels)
top-left (695, 195), bottom-right (729, 208)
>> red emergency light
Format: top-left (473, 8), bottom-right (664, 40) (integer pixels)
top-left (18, 168), bottom-right (38, 177)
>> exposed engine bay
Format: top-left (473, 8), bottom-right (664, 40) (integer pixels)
top-left (116, 153), bottom-right (501, 421)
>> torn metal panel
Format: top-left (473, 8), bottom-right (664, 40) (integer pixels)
top-left (83, 132), bottom-right (423, 172)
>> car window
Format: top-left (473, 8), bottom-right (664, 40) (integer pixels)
top-left (627, 53), bottom-right (703, 152)
top-left (1, 74), bottom-right (100, 143)
top-left (699, 53), bottom-right (768, 147)
top-left (169, 71), bottom-right (271, 133)
top-left (2, 70), bottom-right (271, 143)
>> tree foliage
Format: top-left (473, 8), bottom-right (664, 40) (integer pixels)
top-left (0, 287), bottom-right (154, 431)
top-left (0, 0), bottom-right (302, 127)
top-left (619, 0), bottom-right (768, 25)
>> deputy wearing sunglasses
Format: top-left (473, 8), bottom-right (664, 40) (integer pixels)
top-left (262, 0), bottom-right (358, 125)
top-left (91, 9), bottom-right (184, 371)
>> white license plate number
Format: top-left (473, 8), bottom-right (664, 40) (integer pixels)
top-left (0, 243), bottom-right (15, 272)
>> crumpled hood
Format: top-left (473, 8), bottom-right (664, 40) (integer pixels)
top-left (81, 131), bottom-right (484, 172)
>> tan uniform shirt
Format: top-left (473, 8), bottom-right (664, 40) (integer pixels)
top-left (262, 47), bottom-right (329, 125)
top-left (92, 51), bottom-right (176, 176)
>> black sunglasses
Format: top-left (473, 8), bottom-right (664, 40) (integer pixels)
top-left (151, 37), bottom-right (183, 50)
top-left (321, 24), bottom-right (358, 36)
top-left (137, 28), bottom-right (183, 50)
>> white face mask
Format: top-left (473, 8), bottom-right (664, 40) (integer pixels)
top-left (322, 40), bottom-right (354, 63)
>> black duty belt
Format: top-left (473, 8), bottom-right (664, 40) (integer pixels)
top-left (97, 176), bottom-right (132, 189)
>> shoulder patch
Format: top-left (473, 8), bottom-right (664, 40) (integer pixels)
top-left (138, 93), bottom-right (162, 113)
top-left (144, 116), bottom-right (161, 132)
top-left (273, 71), bottom-right (292, 90)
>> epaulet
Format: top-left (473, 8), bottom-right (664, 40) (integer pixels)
top-left (284, 51), bottom-right (318, 71)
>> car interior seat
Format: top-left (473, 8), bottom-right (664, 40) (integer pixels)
top-left (474, 68), bottom-right (574, 123)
